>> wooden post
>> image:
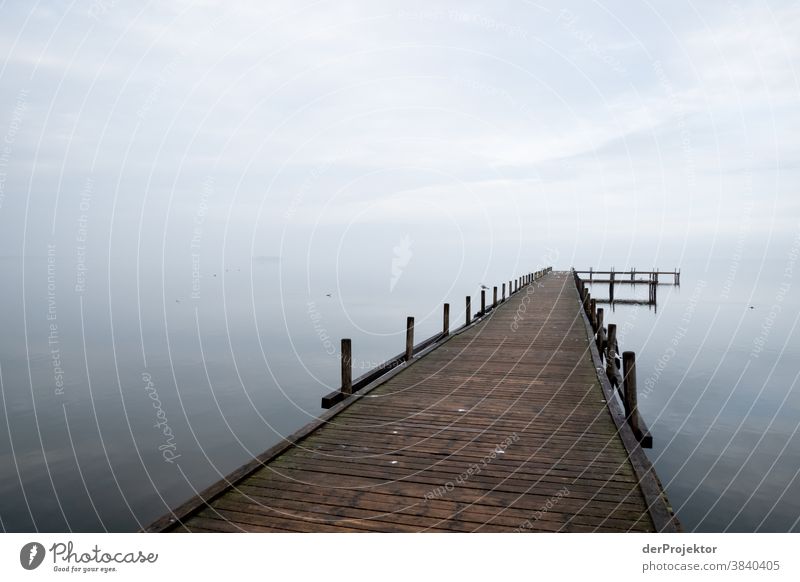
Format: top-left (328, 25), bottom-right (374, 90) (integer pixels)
top-left (493, 286), bottom-right (498, 308)
top-left (607, 324), bottom-right (617, 355)
top-left (481, 289), bottom-right (486, 315)
top-left (466, 296), bottom-right (471, 324)
top-left (589, 298), bottom-right (597, 330)
top-left (652, 280), bottom-right (657, 304)
top-left (443, 303), bottom-right (450, 336)
top-left (622, 351), bottom-right (640, 436)
top-left (502, 283), bottom-right (506, 301)
top-left (589, 266), bottom-right (593, 282)
top-left (341, 339), bottom-right (352, 395)
top-left (606, 324), bottom-right (617, 376)
top-left (631, 267), bottom-right (635, 282)
top-left (609, 279), bottom-right (614, 303)
top-left (509, 280), bottom-right (512, 295)
top-left (405, 317), bottom-right (414, 362)
top-left (596, 308), bottom-right (605, 350)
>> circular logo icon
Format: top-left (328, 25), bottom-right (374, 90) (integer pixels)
top-left (20, 542), bottom-right (46, 570)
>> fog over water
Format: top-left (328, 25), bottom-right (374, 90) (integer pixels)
top-left (0, 1), bottom-right (798, 531)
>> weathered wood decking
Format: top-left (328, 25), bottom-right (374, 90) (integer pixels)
top-left (148, 271), bottom-right (679, 533)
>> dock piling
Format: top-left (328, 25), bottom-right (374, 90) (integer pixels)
top-left (443, 303), bottom-right (450, 336)
top-left (596, 307), bottom-right (605, 351)
top-left (341, 339), bottom-right (352, 395)
top-left (466, 296), bottom-right (471, 325)
top-left (622, 351), bottom-right (640, 435)
top-left (606, 323), bottom-right (617, 379)
top-left (405, 317), bottom-right (414, 362)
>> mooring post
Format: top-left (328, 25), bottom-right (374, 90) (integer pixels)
top-left (652, 280), bottom-right (657, 304)
top-left (493, 286), bottom-right (498, 308)
top-left (596, 307), bottom-right (605, 351)
top-left (466, 296), bottom-right (471, 324)
top-left (622, 351), bottom-right (640, 437)
top-left (631, 267), bottom-right (635, 282)
top-left (584, 291), bottom-right (591, 316)
top-left (609, 278), bottom-right (614, 303)
top-left (443, 303), bottom-right (450, 336)
top-left (606, 323), bottom-right (617, 375)
top-left (589, 298), bottom-right (597, 330)
top-left (405, 317), bottom-right (414, 362)
top-left (502, 283), bottom-right (506, 301)
top-left (509, 280), bottom-right (512, 295)
top-left (341, 338), bottom-right (352, 395)
top-left (481, 289), bottom-right (486, 315)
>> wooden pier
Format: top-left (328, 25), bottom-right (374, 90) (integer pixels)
top-left (575, 267), bottom-right (680, 309)
top-left (146, 269), bottom-right (679, 533)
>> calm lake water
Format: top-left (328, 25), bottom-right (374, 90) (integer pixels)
top-left (1, 249), bottom-right (798, 532)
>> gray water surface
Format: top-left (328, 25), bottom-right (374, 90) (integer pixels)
top-left (1, 252), bottom-right (798, 532)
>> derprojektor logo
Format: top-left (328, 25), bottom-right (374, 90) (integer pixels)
top-left (20, 542), bottom-right (46, 570)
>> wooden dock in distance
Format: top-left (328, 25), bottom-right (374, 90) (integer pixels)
top-left (146, 270), bottom-right (679, 533)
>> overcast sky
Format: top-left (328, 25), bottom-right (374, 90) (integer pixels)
top-left (1, 0), bottom-right (798, 279)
